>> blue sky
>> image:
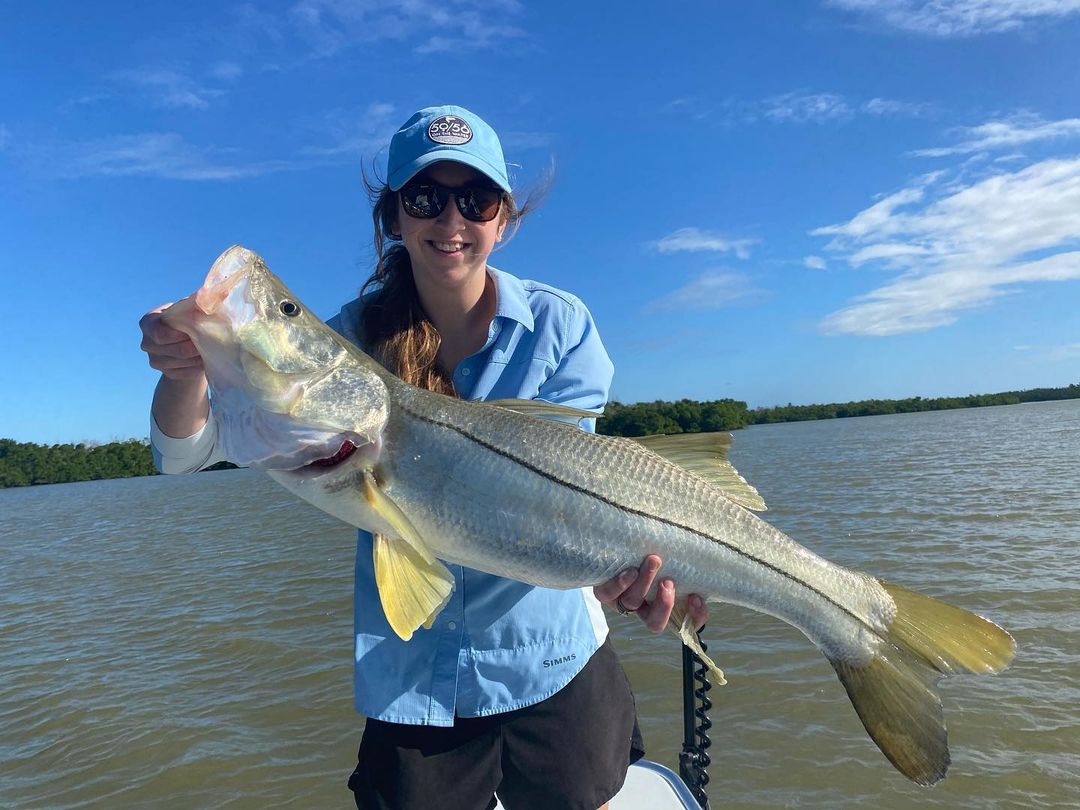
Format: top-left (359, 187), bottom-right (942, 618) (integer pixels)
top-left (3, 0), bottom-right (1080, 444)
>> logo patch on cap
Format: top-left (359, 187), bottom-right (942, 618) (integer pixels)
top-left (427, 115), bottom-right (473, 145)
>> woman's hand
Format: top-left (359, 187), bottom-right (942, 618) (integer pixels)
top-left (594, 554), bottom-right (709, 632)
top-left (139, 303), bottom-right (205, 380)
top-left (140, 303), bottom-right (211, 438)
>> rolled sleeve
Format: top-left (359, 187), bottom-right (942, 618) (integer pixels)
top-left (150, 412), bottom-right (225, 474)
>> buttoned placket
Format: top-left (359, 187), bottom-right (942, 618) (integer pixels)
top-left (453, 317), bottom-right (503, 392)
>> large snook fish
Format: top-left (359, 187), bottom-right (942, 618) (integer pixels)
top-left (162, 245), bottom-right (1014, 786)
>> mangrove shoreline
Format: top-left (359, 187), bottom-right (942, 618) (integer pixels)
top-left (3, 383), bottom-right (1077, 488)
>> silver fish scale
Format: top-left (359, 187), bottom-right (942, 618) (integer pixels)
top-left (374, 386), bottom-right (894, 658)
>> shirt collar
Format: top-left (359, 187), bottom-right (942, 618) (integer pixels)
top-left (488, 267), bottom-right (535, 332)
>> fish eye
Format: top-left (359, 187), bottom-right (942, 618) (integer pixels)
top-left (279, 300), bottom-right (301, 317)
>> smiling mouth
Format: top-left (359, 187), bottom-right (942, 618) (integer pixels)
top-left (306, 439), bottom-right (358, 468)
top-left (430, 240), bottom-right (468, 254)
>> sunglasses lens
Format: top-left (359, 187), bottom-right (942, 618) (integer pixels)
top-left (458, 188), bottom-right (502, 222)
top-left (400, 184), bottom-right (444, 219)
top-left (400, 182), bottom-right (502, 222)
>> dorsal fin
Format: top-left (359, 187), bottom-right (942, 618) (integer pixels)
top-left (631, 432), bottom-right (767, 511)
top-left (484, 398), bottom-right (600, 425)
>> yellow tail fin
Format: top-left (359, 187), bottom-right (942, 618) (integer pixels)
top-left (832, 580), bottom-right (1015, 785)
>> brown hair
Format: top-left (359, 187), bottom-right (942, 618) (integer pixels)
top-left (358, 172), bottom-right (535, 395)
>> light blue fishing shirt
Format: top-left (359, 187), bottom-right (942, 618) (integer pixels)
top-left (151, 267), bottom-right (615, 727)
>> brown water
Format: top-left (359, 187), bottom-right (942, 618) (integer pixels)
top-left (2, 401), bottom-right (1078, 808)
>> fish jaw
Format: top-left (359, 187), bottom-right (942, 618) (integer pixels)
top-left (195, 245), bottom-right (257, 316)
top-left (265, 436), bottom-right (398, 536)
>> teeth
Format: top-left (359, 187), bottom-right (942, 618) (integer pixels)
top-left (433, 241), bottom-right (465, 252)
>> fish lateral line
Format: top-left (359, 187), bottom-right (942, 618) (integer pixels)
top-left (398, 400), bottom-right (878, 635)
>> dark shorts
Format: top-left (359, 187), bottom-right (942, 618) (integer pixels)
top-left (347, 639), bottom-right (644, 810)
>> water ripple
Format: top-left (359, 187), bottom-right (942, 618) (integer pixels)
top-left (2, 401), bottom-right (1079, 807)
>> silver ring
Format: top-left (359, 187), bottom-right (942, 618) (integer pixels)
top-left (615, 597), bottom-right (633, 616)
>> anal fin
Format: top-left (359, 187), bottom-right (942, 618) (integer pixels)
top-left (668, 603), bottom-right (726, 685)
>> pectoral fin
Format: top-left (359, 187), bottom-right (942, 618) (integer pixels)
top-left (363, 473), bottom-right (454, 641)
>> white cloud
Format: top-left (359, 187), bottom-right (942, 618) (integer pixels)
top-left (647, 271), bottom-right (765, 312)
top-left (302, 102), bottom-right (399, 157)
top-left (861, 97), bottom-right (933, 117)
top-left (111, 68), bottom-right (226, 110)
top-left (804, 256), bottom-right (828, 270)
top-left (660, 97), bottom-right (712, 120)
top-left (653, 228), bottom-right (757, 258)
top-left (208, 61), bottom-right (244, 81)
top-left (813, 158), bottom-right (1080, 335)
top-left (290, 0), bottom-right (525, 55)
top-left (45, 133), bottom-right (292, 181)
top-left (703, 91), bottom-right (931, 127)
top-left (914, 113), bottom-right (1080, 156)
top-left (813, 186), bottom-right (928, 241)
top-left (763, 92), bottom-right (853, 124)
top-left (828, 0), bottom-right (1080, 36)
top-left (848, 242), bottom-right (934, 266)
top-left (1011, 342), bottom-right (1080, 358)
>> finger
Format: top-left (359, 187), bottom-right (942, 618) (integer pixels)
top-left (139, 305), bottom-right (190, 345)
top-left (149, 354), bottom-right (204, 370)
top-left (142, 336), bottom-right (201, 359)
top-left (640, 578), bottom-right (675, 632)
top-left (594, 568), bottom-right (639, 604)
top-left (143, 322), bottom-right (193, 347)
top-left (618, 554), bottom-right (661, 612)
top-left (688, 594), bottom-right (709, 632)
top-left (160, 365), bottom-right (208, 381)
top-left (149, 356), bottom-right (205, 378)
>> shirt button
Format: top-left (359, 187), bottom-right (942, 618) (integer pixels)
top-left (492, 323), bottom-right (500, 334)
top-left (448, 621), bottom-right (458, 630)
top-left (461, 368), bottom-right (471, 376)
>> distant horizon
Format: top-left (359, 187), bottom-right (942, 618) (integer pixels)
top-left (9, 379), bottom-right (1077, 447)
top-left (4, 2), bottom-right (1079, 445)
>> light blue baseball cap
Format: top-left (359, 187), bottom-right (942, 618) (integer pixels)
top-left (387, 105), bottom-right (511, 193)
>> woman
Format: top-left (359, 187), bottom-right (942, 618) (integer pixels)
top-left (140, 105), bottom-right (708, 810)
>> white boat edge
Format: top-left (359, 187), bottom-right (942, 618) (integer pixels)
top-left (494, 759), bottom-right (702, 809)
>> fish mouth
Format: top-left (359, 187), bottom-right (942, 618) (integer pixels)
top-left (249, 434), bottom-right (373, 473)
top-left (305, 439), bottom-right (358, 469)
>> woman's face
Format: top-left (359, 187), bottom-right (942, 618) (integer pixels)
top-left (395, 161), bottom-right (506, 295)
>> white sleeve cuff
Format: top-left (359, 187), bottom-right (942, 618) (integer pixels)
top-left (150, 411), bottom-right (225, 474)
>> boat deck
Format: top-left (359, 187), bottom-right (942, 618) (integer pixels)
top-left (494, 759), bottom-right (701, 809)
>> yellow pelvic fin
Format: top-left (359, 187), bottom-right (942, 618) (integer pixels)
top-left (363, 474), bottom-right (454, 641)
top-left (632, 432), bottom-right (767, 511)
top-left (829, 578), bottom-right (1015, 785)
top-left (668, 603), bottom-right (726, 685)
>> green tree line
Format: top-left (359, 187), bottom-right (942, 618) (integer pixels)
top-left (596, 382), bottom-right (1080, 437)
top-left (749, 382), bottom-right (1080, 425)
top-left (0, 438), bottom-right (158, 488)
top-left (3, 383), bottom-right (1078, 487)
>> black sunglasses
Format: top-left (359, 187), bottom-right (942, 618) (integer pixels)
top-left (399, 180), bottom-right (504, 223)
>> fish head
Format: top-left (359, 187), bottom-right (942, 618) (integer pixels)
top-left (162, 245), bottom-right (389, 472)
